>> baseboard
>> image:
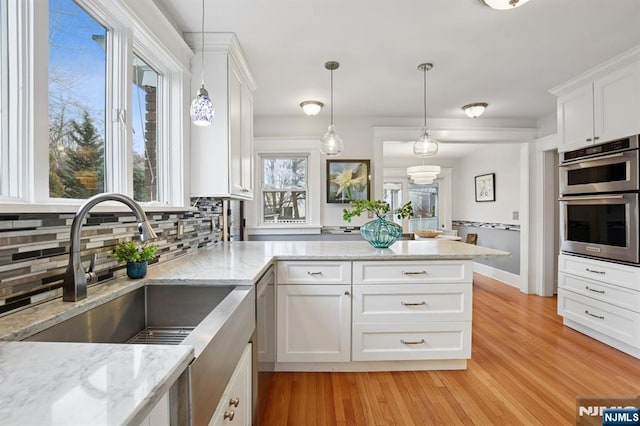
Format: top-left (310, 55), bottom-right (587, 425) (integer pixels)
top-left (274, 359), bottom-right (467, 372)
top-left (473, 262), bottom-right (520, 288)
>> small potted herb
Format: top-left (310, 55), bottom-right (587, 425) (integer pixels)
top-left (112, 241), bottom-right (158, 279)
top-left (343, 200), bottom-right (413, 248)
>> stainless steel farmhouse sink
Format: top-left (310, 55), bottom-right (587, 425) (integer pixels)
top-left (26, 285), bottom-right (235, 345)
top-left (24, 282), bottom-right (257, 426)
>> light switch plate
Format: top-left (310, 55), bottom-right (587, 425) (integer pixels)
top-left (512, 211), bottom-right (519, 220)
top-left (176, 220), bottom-right (185, 239)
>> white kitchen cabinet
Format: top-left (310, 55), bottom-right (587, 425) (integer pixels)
top-left (557, 254), bottom-right (640, 358)
top-left (276, 283), bottom-right (351, 363)
top-left (554, 60), bottom-right (640, 153)
top-left (188, 33), bottom-right (256, 199)
top-left (138, 391), bottom-right (169, 426)
top-left (209, 343), bottom-right (252, 426)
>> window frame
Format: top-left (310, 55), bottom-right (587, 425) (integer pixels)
top-left (260, 154), bottom-right (309, 225)
top-left (1, 0), bottom-right (191, 209)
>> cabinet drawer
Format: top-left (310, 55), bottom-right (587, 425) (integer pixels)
top-left (353, 284), bottom-right (472, 323)
top-left (352, 322), bottom-right (471, 361)
top-left (558, 272), bottom-right (640, 312)
top-left (559, 254), bottom-right (640, 291)
top-left (558, 289), bottom-right (640, 348)
top-left (277, 261), bottom-right (351, 285)
top-left (353, 260), bottom-right (472, 285)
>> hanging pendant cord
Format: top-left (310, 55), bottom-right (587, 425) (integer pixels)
top-left (200, 0), bottom-right (205, 86)
top-left (330, 69), bottom-right (334, 126)
top-left (423, 67), bottom-right (427, 128)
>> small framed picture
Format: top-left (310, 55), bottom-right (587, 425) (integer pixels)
top-left (326, 159), bottom-right (371, 203)
top-left (475, 173), bottom-right (495, 202)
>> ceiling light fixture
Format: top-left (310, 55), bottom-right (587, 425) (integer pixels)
top-left (190, 0), bottom-right (214, 126)
top-left (407, 164), bottom-right (441, 181)
top-left (300, 100), bottom-right (324, 116)
top-left (413, 63), bottom-right (439, 158)
top-left (320, 61), bottom-right (343, 156)
top-left (462, 102), bottom-right (488, 118)
top-left (481, 0), bottom-right (531, 10)
top-left (411, 177), bottom-right (435, 185)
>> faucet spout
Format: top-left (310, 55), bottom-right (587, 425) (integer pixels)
top-left (63, 193), bottom-right (158, 302)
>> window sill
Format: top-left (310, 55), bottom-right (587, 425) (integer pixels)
top-left (0, 201), bottom-right (195, 214)
top-left (248, 225), bottom-right (321, 235)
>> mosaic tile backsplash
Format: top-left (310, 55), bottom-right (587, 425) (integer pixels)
top-left (0, 199), bottom-right (223, 317)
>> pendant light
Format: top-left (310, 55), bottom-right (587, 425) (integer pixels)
top-left (320, 61), bottom-right (343, 156)
top-left (413, 63), bottom-right (439, 157)
top-left (190, 0), bottom-right (214, 126)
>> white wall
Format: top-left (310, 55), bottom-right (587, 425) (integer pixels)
top-left (452, 143), bottom-right (522, 225)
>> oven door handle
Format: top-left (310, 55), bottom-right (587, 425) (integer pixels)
top-left (558, 195), bottom-right (625, 202)
top-left (559, 152), bottom-right (628, 167)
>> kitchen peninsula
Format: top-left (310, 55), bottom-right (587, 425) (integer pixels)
top-left (0, 240), bottom-right (507, 425)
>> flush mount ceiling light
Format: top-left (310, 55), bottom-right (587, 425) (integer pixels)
top-left (300, 100), bottom-right (324, 116)
top-left (462, 102), bottom-right (488, 118)
top-left (481, 0), bottom-right (531, 10)
top-left (320, 61), bottom-right (343, 156)
top-left (413, 63), bottom-right (439, 158)
top-left (190, 0), bottom-right (214, 126)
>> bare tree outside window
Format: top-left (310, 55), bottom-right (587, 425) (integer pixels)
top-left (48, 0), bottom-right (106, 198)
top-left (408, 182), bottom-right (439, 231)
top-left (262, 157), bottom-right (307, 224)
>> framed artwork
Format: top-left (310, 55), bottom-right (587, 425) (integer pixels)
top-left (326, 159), bottom-right (371, 203)
top-left (475, 173), bottom-right (495, 202)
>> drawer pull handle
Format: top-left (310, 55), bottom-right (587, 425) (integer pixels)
top-left (585, 286), bottom-right (605, 294)
top-left (229, 397), bottom-right (239, 407)
top-left (401, 339), bottom-right (426, 345)
top-left (585, 268), bottom-right (605, 275)
top-left (401, 270), bottom-right (427, 275)
top-left (224, 411), bottom-right (235, 420)
top-left (585, 310), bottom-right (605, 320)
top-left (307, 271), bottom-right (323, 276)
top-left (401, 301), bottom-right (426, 306)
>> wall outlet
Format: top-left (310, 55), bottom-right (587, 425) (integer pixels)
top-left (367, 210), bottom-right (374, 219)
top-left (176, 220), bottom-right (185, 239)
top-left (512, 211), bottom-right (519, 220)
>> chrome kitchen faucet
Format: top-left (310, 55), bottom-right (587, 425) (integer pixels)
top-left (63, 193), bottom-right (157, 302)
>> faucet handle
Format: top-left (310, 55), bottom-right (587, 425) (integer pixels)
top-left (85, 253), bottom-right (98, 285)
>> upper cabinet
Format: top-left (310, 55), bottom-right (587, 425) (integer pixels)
top-left (187, 33), bottom-right (256, 199)
top-left (551, 49), bottom-right (640, 153)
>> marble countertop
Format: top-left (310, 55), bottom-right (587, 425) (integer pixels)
top-left (0, 239), bottom-right (508, 424)
top-left (0, 342), bottom-right (193, 425)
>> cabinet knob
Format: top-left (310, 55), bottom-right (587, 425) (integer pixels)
top-left (224, 411), bottom-right (235, 421)
top-left (344, 291), bottom-right (350, 296)
top-left (229, 397), bottom-right (240, 407)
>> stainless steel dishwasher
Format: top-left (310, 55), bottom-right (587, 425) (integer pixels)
top-left (254, 265), bottom-right (275, 424)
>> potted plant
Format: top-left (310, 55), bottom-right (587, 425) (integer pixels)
top-left (112, 241), bottom-right (158, 279)
top-left (343, 199), bottom-right (413, 248)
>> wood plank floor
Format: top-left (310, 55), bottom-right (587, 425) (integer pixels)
top-left (260, 273), bottom-right (640, 425)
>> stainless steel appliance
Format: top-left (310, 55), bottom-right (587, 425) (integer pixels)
top-left (559, 135), bottom-right (640, 264)
top-left (560, 135), bottom-right (638, 195)
top-left (254, 265), bottom-right (275, 424)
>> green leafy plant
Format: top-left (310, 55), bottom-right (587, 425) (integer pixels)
top-left (343, 199), bottom-right (414, 222)
top-left (112, 241), bottom-right (158, 263)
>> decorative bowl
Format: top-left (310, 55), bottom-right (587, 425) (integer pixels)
top-left (414, 229), bottom-right (443, 238)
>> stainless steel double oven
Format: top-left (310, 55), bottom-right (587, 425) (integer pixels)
top-left (559, 135), bottom-right (640, 264)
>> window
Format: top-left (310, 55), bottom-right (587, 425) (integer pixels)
top-left (261, 156), bottom-right (307, 224)
top-left (0, 0), bottom-right (8, 195)
top-left (132, 54), bottom-right (159, 202)
top-left (383, 181), bottom-right (403, 226)
top-left (48, 0), bottom-right (107, 199)
top-left (408, 182), bottom-right (439, 231)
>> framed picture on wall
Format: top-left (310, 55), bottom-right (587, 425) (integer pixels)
top-left (475, 173), bottom-right (495, 202)
top-left (326, 159), bottom-right (371, 203)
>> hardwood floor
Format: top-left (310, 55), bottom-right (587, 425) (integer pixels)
top-left (260, 273), bottom-right (640, 425)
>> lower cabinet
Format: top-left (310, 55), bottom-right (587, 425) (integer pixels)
top-left (558, 254), bottom-right (640, 358)
top-left (275, 259), bottom-right (473, 369)
top-left (276, 284), bottom-right (351, 363)
top-left (209, 343), bottom-right (252, 426)
top-left (138, 391), bottom-right (170, 426)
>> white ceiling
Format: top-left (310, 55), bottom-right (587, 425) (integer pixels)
top-left (156, 0), bottom-right (640, 122)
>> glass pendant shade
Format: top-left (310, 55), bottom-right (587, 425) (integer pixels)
top-left (190, 85), bottom-right (214, 126)
top-left (481, 0), bottom-right (531, 10)
top-left (413, 128), bottom-right (439, 157)
top-left (320, 124), bottom-right (344, 156)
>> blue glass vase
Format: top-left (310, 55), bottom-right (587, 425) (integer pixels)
top-left (360, 215), bottom-right (403, 248)
top-left (126, 261), bottom-right (147, 279)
